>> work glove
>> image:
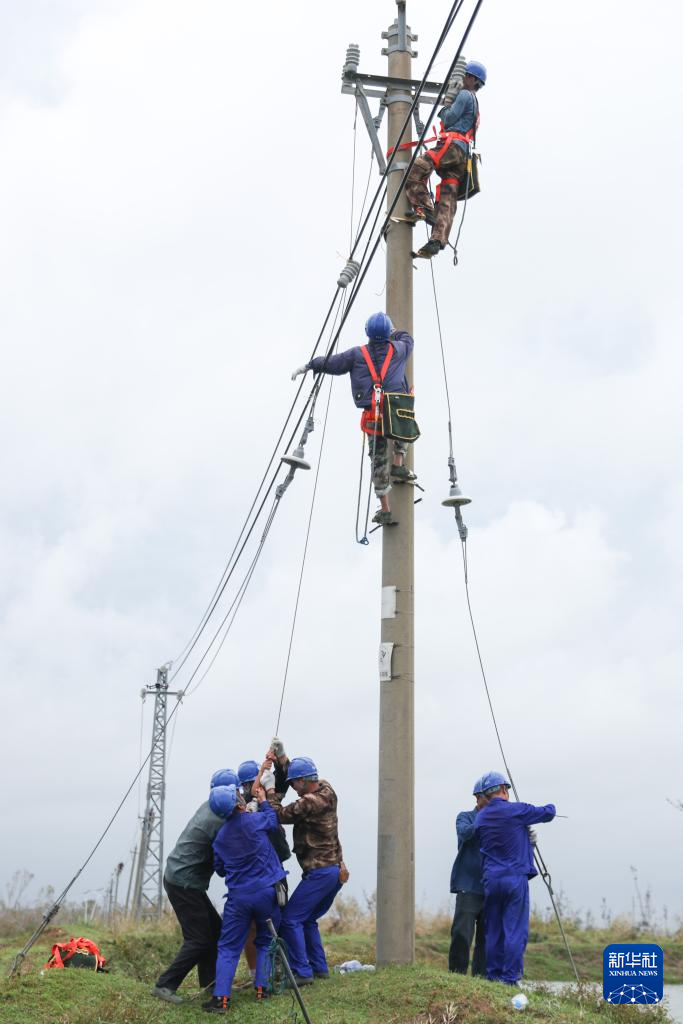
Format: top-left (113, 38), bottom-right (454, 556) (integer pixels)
top-left (245, 799), bottom-right (259, 813)
top-left (528, 827), bottom-right (538, 846)
top-left (261, 769), bottom-right (276, 792)
top-left (291, 365), bottom-right (308, 381)
top-left (270, 737), bottom-right (287, 760)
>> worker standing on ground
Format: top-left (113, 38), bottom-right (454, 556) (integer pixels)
top-left (473, 771), bottom-right (556, 985)
top-left (152, 768), bottom-right (241, 1005)
top-left (448, 777), bottom-right (488, 976)
top-left (405, 60), bottom-right (486, 260)
top-left (204, 782), bottom-right (287, 1014)
top-left (259, 738), bottom-right (349, 985)
top-left (292, 312), bottom-right (416, 527)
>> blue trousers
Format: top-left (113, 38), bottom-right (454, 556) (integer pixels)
top-left (214, 887), bottom-right (281, 998)
top-left (483, 874), bottom-right (529, 984)
top-left (279, 866), bottom-right (341, 977)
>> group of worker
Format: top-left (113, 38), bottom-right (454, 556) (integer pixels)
top-left (290, 61), bottom-right (487, 527)
top-left (152, 738), bottom-right (347, 1014)
top-left (448, 772), bottom-right (556, 985)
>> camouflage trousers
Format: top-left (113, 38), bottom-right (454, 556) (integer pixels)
top-left (404, 142), bottom-right (468, 247)
top-left (368, 434), bottom-right (408, 498)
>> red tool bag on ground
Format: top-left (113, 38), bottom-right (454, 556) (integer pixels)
top-left (44, 936), bottom-right (107, 971)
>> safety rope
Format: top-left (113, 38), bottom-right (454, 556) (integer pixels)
top-left (355, 433), bottom-right (374, 545)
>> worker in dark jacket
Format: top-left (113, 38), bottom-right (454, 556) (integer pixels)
top-left (292, 312), bottom-right (415, 526)
top-left (260, 741), bottom-right (349, 985)
top-left (204, 783), bottom-right (287, 1014)
top-left (406, 60), bottom-right (486, 259)
top-left (448, 777), bottom-right (488, 975)
top-left (152, 768), bottom-right (239, 1005)
top-left (474, 771), bottom-right (556, 985)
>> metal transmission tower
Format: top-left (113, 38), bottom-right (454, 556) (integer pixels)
top-left (341, 0), bottom-right (453, 964)
top-left (131, 664), bottom-right (183, 919)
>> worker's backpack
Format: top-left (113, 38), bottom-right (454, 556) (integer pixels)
top-left (44, 936), bottom-right (107, 972)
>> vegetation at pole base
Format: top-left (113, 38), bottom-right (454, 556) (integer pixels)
top-left (0, 903), bottom-right (680, 1024)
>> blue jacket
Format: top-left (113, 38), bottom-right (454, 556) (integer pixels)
top-left (449, 808), bottom-right (483, 895)
top-left (439, 89), bottom-right (478, 151)
top-left (474, 797), bottom-right (556, 881)
top-left (213, 802), bottom-right (286, 895)
top-left (307, 331), bottom-right (414, 409)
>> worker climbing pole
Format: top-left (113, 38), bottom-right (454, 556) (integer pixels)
top-left (407, 59), bottom-right (486, 260)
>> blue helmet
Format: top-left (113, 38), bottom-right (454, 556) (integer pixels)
top-left (237, 760), bottom-right (260, 784)
top-left (209, 784), bottom-right (238, 819)
top-left (365, 312), bottom-right (394, 341)
top-left (476, 771), bottom-right (510, 795)
top-left (286, 756), bottom-right (318, 782)
top-left (472, 775), bottom-right (484, 796)
top-left (465, 60), bottom-right (487, 86)
top-left (210, 768), bottom-right (239, 789)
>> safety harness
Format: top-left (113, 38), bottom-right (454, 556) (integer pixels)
top-left (44, 936), bottom-right (107, 971)
top-left (359, 343), bottom-right (394, 436)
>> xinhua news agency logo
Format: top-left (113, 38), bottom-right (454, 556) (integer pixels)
top-left (603, 943), bottom-right (663, 1004)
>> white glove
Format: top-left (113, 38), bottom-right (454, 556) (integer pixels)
top-left (528, 827), bottom-right (538, 846)
top-left (291, 365), bottom-right (308, 381)
top-left (245, 799), bottom-right (259, 813)
top-left (270, 736), bottom-right (286, 759)
top-left (261, 769), bottom-right (276, 792)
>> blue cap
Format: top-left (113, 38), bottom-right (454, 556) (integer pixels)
top-left (477, 771), bottom-right (510, 795)
top-left (465, 60), bottom-right (487, 85)
top-left (209, 784), bottom-right (238, 819)
top-left (286, 756), bottom-right (318, 782)
top-left (365, 312), bottom-right (394, 341)
top-left (210, 768), bottom-right (239, 789)
top-left (237, 760), bottom-right (260, 784)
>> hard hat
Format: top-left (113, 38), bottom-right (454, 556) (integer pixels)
top-left (365, 312), bottom-right (394, 341)
top-left (472, 775), bottom-right (485, 796)
top-left (465, 60), bottom-right (487, 85)
top-left (477, 770), bottom-right (511, 794)
top-left (209, 784), bottom-right (238, 819)
top-left (237, 760), bottom-right (260, 784)
top-left (286, 756), bottom-right (318, 782)
top-left (210, 768), bottom-right (239, 789)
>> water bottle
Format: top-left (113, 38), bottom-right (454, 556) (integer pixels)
top-left (511, 993), bottom-right (528, 1010)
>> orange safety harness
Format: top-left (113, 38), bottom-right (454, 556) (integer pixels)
top-left (44, 936), bottom-right (106, 971)
top-left (386, 91), bottom-right (480, 203)
top-left (359, 343), bottom-right (394, 436)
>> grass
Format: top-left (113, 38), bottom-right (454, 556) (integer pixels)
top-left (0, 908), bottom-right (678, 1024)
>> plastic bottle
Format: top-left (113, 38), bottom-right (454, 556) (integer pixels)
top-left (511, 993), bottom-right (528, 1010)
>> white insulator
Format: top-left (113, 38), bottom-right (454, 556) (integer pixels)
top-left (337, 259), bottom-right (361, 289)
top-left (343, 44), bottom-right (360, 76)
top-left (444, 56), bottom-right (468, 105)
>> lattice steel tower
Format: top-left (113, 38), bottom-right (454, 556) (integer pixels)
top-left (131, 664), bottom-right (183, 918)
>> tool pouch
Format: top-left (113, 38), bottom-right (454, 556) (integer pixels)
top-left (382, 393), bottom-right (420, 443)
top-left (457, 151), bottom-right (481, 200)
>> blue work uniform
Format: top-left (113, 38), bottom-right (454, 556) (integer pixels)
top-left (307, 331), bottom-right (414, 409)
top-left (474, 797), bottom-right (556, 984)
top-left (212, 802), bottom-right (286, 998)
top-left (439, 89), bottom-right (478, 150)
top-left (448, 808), bottom-right (485, 975)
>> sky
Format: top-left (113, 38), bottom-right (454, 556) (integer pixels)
top-left (1, 0), bottom-right (682, 930)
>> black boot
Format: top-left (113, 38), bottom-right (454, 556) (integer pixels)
top-left (412, 239), bottom-right (442, 259)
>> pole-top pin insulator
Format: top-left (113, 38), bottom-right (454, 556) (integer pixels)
top-left (337, 259), bottom-right (361, 289)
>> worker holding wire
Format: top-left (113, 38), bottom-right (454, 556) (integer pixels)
top-left (473, 772), bottom-right (556, 985)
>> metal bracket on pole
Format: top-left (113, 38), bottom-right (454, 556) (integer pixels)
top-left (355, 82), bottom-right (387, 174)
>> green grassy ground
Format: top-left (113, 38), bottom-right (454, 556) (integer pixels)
top-left (0, 917), bottom-right (677, 1024)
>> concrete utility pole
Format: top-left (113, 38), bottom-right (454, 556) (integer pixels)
top-left (341, 0), bottom-right (458, 967)
top-left (132, 664), bottom-right (183, 919)
top-left (377, 0), bottom-right (416, 965)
